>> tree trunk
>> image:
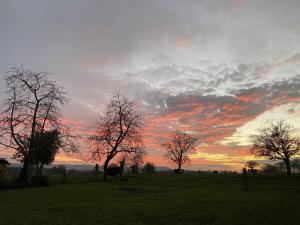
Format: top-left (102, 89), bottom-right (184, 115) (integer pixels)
top-left (95, 164), bottom-right (99, 181)
top-left (178, 153), bottom-right (183, 175)
top-left (284, 158), bottom-right (291, 176)
top-left (178, 163), bottom-right (182, 175)
top-left (20, 158), bottom-right (30, 182)
top-left (39, 163), bottom-right (44, 176)
top-left (120, 161), bottom-right (125, 180)
top-left (103, 158), bottom-right (110, 181)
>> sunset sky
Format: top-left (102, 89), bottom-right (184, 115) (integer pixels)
top-left (0, 0), bottom-right (300, 170)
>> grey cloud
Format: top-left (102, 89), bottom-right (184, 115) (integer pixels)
top-left (127, 53), bottom-right (300, 100)
top-left (133, 75), bottom-right (300, 122)
top-left (0, 0), bottom-right (299, 127)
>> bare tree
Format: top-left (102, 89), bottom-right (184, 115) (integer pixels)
top-left (0, 67), bottom-right (77, 182)
top-left (89, 93), bottom-right (144, 180)
top-left (162, 132), bottom-right (197, 174)
top-left (245, 161), bottom-right (259, 170)
top-left (251, 120), bottom-right (300, 176)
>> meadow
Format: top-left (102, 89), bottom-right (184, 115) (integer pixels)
top-left (0, 174), bottom-right (299, 225)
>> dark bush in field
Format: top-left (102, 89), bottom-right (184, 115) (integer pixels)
top-left (174, 169), bottom-right (184, 174)
top-left (107, 164), bottom-right (122, 176)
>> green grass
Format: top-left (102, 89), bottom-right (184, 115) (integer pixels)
top-left (0, 174), bottom-right (299, 225)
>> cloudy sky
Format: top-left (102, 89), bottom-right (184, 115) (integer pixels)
top-left (0, 0), bottom-right (300, 170)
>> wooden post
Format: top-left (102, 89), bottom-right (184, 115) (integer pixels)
top-left (95, 164), bottom-right (99, 181)
top-left (62, 167), bottom-right (67, 181)
top-left (242, 168), bottom-right (248, 191)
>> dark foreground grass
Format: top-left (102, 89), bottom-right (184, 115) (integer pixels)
top-left (0, 174), bottom-right (299, 225)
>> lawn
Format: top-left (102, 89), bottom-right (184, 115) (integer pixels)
top-left (0, 174), bottom-right (299, 225)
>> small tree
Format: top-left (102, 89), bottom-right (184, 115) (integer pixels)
top-left (251, 120), bottom-right (300, 176)
top-left (31, 130), bottom-right (61, 175)
top-left (162, 132), bottom-right (197, 174)
top-left (130, 153), bottom-right (144, 174)
top-left (142, 162), bottom-right (155, 174)
top-left (89, 93), bottom-right (145, 180)
top-left (245, 161), bottom-right (259, 173)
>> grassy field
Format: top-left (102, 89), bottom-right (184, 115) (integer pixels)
top-left (0, 174), bottom-right (299, 225)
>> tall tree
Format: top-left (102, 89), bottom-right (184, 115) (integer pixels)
top-left (0, 67), bottom-right (77, 181)
top-left (89, 93), bottom-right (144, 180)
top-left (251, 120), bottom-right (300, 176)
top-left (162, 132), bottom-right (197, 174)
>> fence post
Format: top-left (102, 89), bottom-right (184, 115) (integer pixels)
top-left (63, 167), bottom-right (67, 181)
top-left (95, 164), bottom-right (99, 181)
top-left (242, 168), bottom-right (248, 191)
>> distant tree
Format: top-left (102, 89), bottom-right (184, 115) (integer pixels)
top-left (130, 153), bottom-right (144, 174)
top-left (0, 67), bottom-right (78, 182)
top-left (142, 162), bottom-right (155, 174)
top-left (245, 161), bottom-right (259, 173)
top-left (245, 161), bottom-right (259, 170)
top-left (31, 130), bottom-right (61, 175)
top-left (162, 132), bottom-right (197, 174)
top-left (251, 120), bottom-right (300, 176)
top-left (89, 93), bottom-right (145, 180)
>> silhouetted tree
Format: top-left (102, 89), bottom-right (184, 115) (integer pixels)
top-left (89, 93), bottom-right (144, 180)
top-left (130, 153), bottom-right (144, 174)
top-left (31, 130), bottom-right (61, 175)
top-left (142, 162), bottom-right (155, 174)
top-left (245, 161), bottom-right (259, 170)
top-left (251, 120), bottom-right (300, 176)
top-left (162, 132), bottom-right (196, 174)
top-left (0, 67), bottom-right (78, 182)
top-left (245, 161), bottom-right (259, 173)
